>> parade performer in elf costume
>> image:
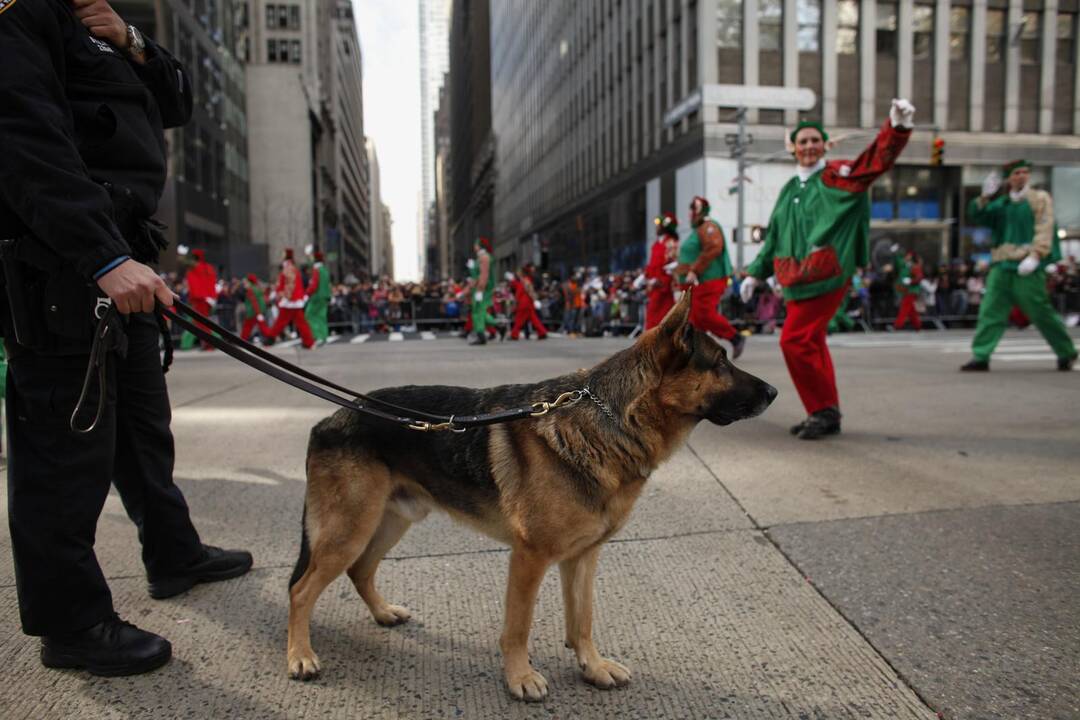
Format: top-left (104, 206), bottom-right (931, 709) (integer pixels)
top-left (509, 264), bottom-right (548, 340)
top-left (180, 248), bottom-right (217, 350)
top-left (304, 250), bottom-right (331, 344)
top-left (740, 99), bottom-right (915, 439)
top-left (644, 212), bottom-right (679, 330)
top-left (892, 246), bottom-right (923, 331)
top-left (467, 237), bottom-right (496, 346)
top-left (262, 248), bottom-right (315, 349)
top-left (675, 196), bottom-right (745, 358)
top-left (240, 273), bottom-right (270, 341)
top-left (960, 160), bottom-right (1077, 371)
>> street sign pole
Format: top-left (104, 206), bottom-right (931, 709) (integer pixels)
top-left (735, 107), bottom-right (747, 273)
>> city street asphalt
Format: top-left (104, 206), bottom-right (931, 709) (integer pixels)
top-left (1, 326), bottom-right (1077, 719)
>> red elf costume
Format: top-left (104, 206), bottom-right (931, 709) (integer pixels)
top-left (644, 212), bottom-right (679, 330)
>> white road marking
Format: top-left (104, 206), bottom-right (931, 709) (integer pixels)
top-left (276, 338), bottom-right (302, 349)
top-left (326, 335), bottom-right (343, 344)
top-left (350, 333), bottom-right (370, 344)
top-left (420, 331), bottom-right (436, 340)
top-left (389, 332), bottom-right (404, 342)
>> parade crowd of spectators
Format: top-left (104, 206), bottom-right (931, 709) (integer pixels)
top-left (165, 255), bottom-right (1080, 338)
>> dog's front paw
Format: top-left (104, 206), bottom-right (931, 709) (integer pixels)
top-left (287, 649), bottom-right (321, 681)
top-left (582, 657), bottom-right (631, 689)
top-left (372, 603), bottom-right (411, 627)
top-left (506, 668), bottom-right (549, 702)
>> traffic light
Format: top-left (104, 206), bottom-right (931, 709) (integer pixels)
top-left (930, 137), bottom-right (945, 166)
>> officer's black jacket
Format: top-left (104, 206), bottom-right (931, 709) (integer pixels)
top-left (0, 0), bottom-right (192, 280)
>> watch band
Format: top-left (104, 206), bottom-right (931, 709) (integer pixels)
top-left (126, 24), bottom-right (145, 56)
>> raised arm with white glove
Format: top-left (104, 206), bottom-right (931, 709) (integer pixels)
top-left (981, 172), bottom-right (1002, 199)
top-left (1017, 254), bottom-right (1041, 276)
top-left (739, 276), bottom-right (759, 304)
top-left (889, 98), bottom-right (916, 129)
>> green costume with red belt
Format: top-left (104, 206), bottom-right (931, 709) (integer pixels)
top-left (746, 119), bottom-right (911, 415)
top-left (967, 189), bottom-right (1076, 363)
top-left (304, 262), bottom-right (331, 343)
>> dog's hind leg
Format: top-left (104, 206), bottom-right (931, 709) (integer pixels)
top-left (559, 545), bottom-right (631, 690)
top-left (287, 453), bottom-right (391, 680)
top-left (346, 504), bottom-right (414, 626)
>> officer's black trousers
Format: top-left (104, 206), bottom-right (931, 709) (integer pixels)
top-left (5, 313), bottom-right (203, 636)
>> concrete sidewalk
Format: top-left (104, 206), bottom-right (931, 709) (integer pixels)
top-left (2, 330), bottom-right (1077, 719)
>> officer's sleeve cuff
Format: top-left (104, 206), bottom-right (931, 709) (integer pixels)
top-left (93, 256), bottom-right (130, 281)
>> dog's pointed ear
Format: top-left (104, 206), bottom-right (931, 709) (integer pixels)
top-left (659, 287), bottom-right (693, 339)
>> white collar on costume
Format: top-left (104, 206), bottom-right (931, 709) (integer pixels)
top-left (1009, 185), bottom-right (1029, 202)
top-left (796, 159), bottom-right (826, 183)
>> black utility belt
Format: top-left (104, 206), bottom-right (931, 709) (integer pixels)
top-left (0, 236), bottom-right (124, 357)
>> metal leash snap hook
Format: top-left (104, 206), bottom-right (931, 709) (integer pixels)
top-left (408, 421), bottom-right (432, 431)
top-left (530, 401), bottom-right (552, 417)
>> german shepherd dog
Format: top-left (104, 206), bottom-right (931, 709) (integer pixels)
top-left (286, 290), bottom-right (777, 701)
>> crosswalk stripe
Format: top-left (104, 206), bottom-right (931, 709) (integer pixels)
top-left (994, 353), bottom-right (1059, 362)
top-left (940, 344), bottom-right (1052, 354)
top-left (350, 333), bottom-right (370, 344)
top-left (388, 332), bottom-right (404, 342)
top-left (276, 338), bottom-right (302, 349)
top-left (326, 335), bottom-right (342, 344)
top-left (420, 331), bottom-right (436, 340)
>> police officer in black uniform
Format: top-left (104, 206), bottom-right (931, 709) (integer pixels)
top-left (0, 0), bottom-right (251, 676)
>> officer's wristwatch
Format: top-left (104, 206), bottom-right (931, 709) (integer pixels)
top-left (125, 24), bottom-right (146, 57)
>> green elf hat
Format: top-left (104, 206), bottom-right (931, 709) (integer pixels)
top-left (1003, 159), bottom-right (1031, 176)
top-left (789, 121), bottom-right (829, 143)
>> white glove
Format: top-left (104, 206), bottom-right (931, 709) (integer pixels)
top-left (533, 300), bottom-right (542, 310)
top-left (902, 277), bottom-right (911, 285)
top-left (466, 258), bottom-right (476, 270)
top-left (474, 291), bottom-right (483, 302)
top-left (739, 276), bottom-right (758, 304)
top-left (1045, 263), bottom-right (1058, 275)
top-left (982, 172), bottom-right (1002, 198)
top-left (504, 271), bottom-right (515, 281)
top-left (662, 261), bottom-right (678, 274)
top-left (890, 98), bottom-right (915, 129)
top-left (890, 243), bottom-right (901, 253)
top-left (1017, 254), bottom-right (1040, 276)
top-left (256, 314), bottom-right (265, 322)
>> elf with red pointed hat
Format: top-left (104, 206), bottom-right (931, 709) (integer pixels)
top-left (644, 212), bottom-right (680, 330)
top-left (674, 197), bottom-right (745, 357)
top-left (960, 159), bottom-right (1077, 371)
top-left (467, 237), bottom-right (495, 345)
top-left (509, 263), bottom-right (547, 340)
top-left (305, 250), bottom-right (331, 344)
top-left (740, 99), bottom-right (915, 439)
top-left (262, 248), bottom-right (315, 348)
top-left (181, 248), bottom-right (218, 350)
top-left (240, 273), bottom-right (271, 341)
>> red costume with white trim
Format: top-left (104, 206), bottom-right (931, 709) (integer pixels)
top-left (644, 212), bottom-right (678, 329)
top-left (510, 268), bottom-right (547, 340)
top-left (185, 249), bottom-right (217, 348)
top-left (262, 249), bottom-right (315, 348)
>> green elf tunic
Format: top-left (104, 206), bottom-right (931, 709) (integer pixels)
top-left (245, 280), bottom-right (266, 318)
top-left (967, 189), bottom-right (1076, 362)
top-left (746, 120), bottom-right (911, 301)
top-left (305, 262), bottom-right (331, 342)
top-left (893, 252), bottom-right (918, 299)
top-left (470, 249), bottom-right (496, 334)
top-left (677, 217), bottom-right (732, 283)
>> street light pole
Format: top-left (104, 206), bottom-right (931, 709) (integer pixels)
top-left (735, 106), bottom-right (747, 273)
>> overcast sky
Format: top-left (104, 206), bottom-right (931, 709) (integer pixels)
top-left (355, 1), bottom-right (422, 281)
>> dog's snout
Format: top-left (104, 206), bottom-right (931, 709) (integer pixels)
top-left (762, 383), bottom-right (778, 405)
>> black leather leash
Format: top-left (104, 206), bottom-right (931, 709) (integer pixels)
top-left (154, 298), bottom-right (585, 432)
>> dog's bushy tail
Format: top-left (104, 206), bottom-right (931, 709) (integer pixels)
top-left (288, 501), bottom-right (310, 590)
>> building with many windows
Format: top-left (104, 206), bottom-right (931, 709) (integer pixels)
top-left (114, 0), bottom-right (256, 275)
top-left (420, 0), bottom-right (453, 280)
top-left (239, 0), bottom-right (372, 278)
top-left (489, 0), bottom-right (1080, 279)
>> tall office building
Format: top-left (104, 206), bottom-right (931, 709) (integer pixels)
top-left (448, 0), bottom-right (494, 277)
top-left (419, 0), bottom-right (452, 279)
top-left (114, 0), bottom-right (255, 275)
top-left (240, 0), bottom-right (371, 278)
top-left (490, 0), bottom-right (1080, 278)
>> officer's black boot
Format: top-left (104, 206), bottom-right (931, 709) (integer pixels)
top-left (41, 614), bottom-right (171, 676)
top-left (148, 544), bottom-right (253, 600)
top-left (796, 407), bottom-right (842, 440)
